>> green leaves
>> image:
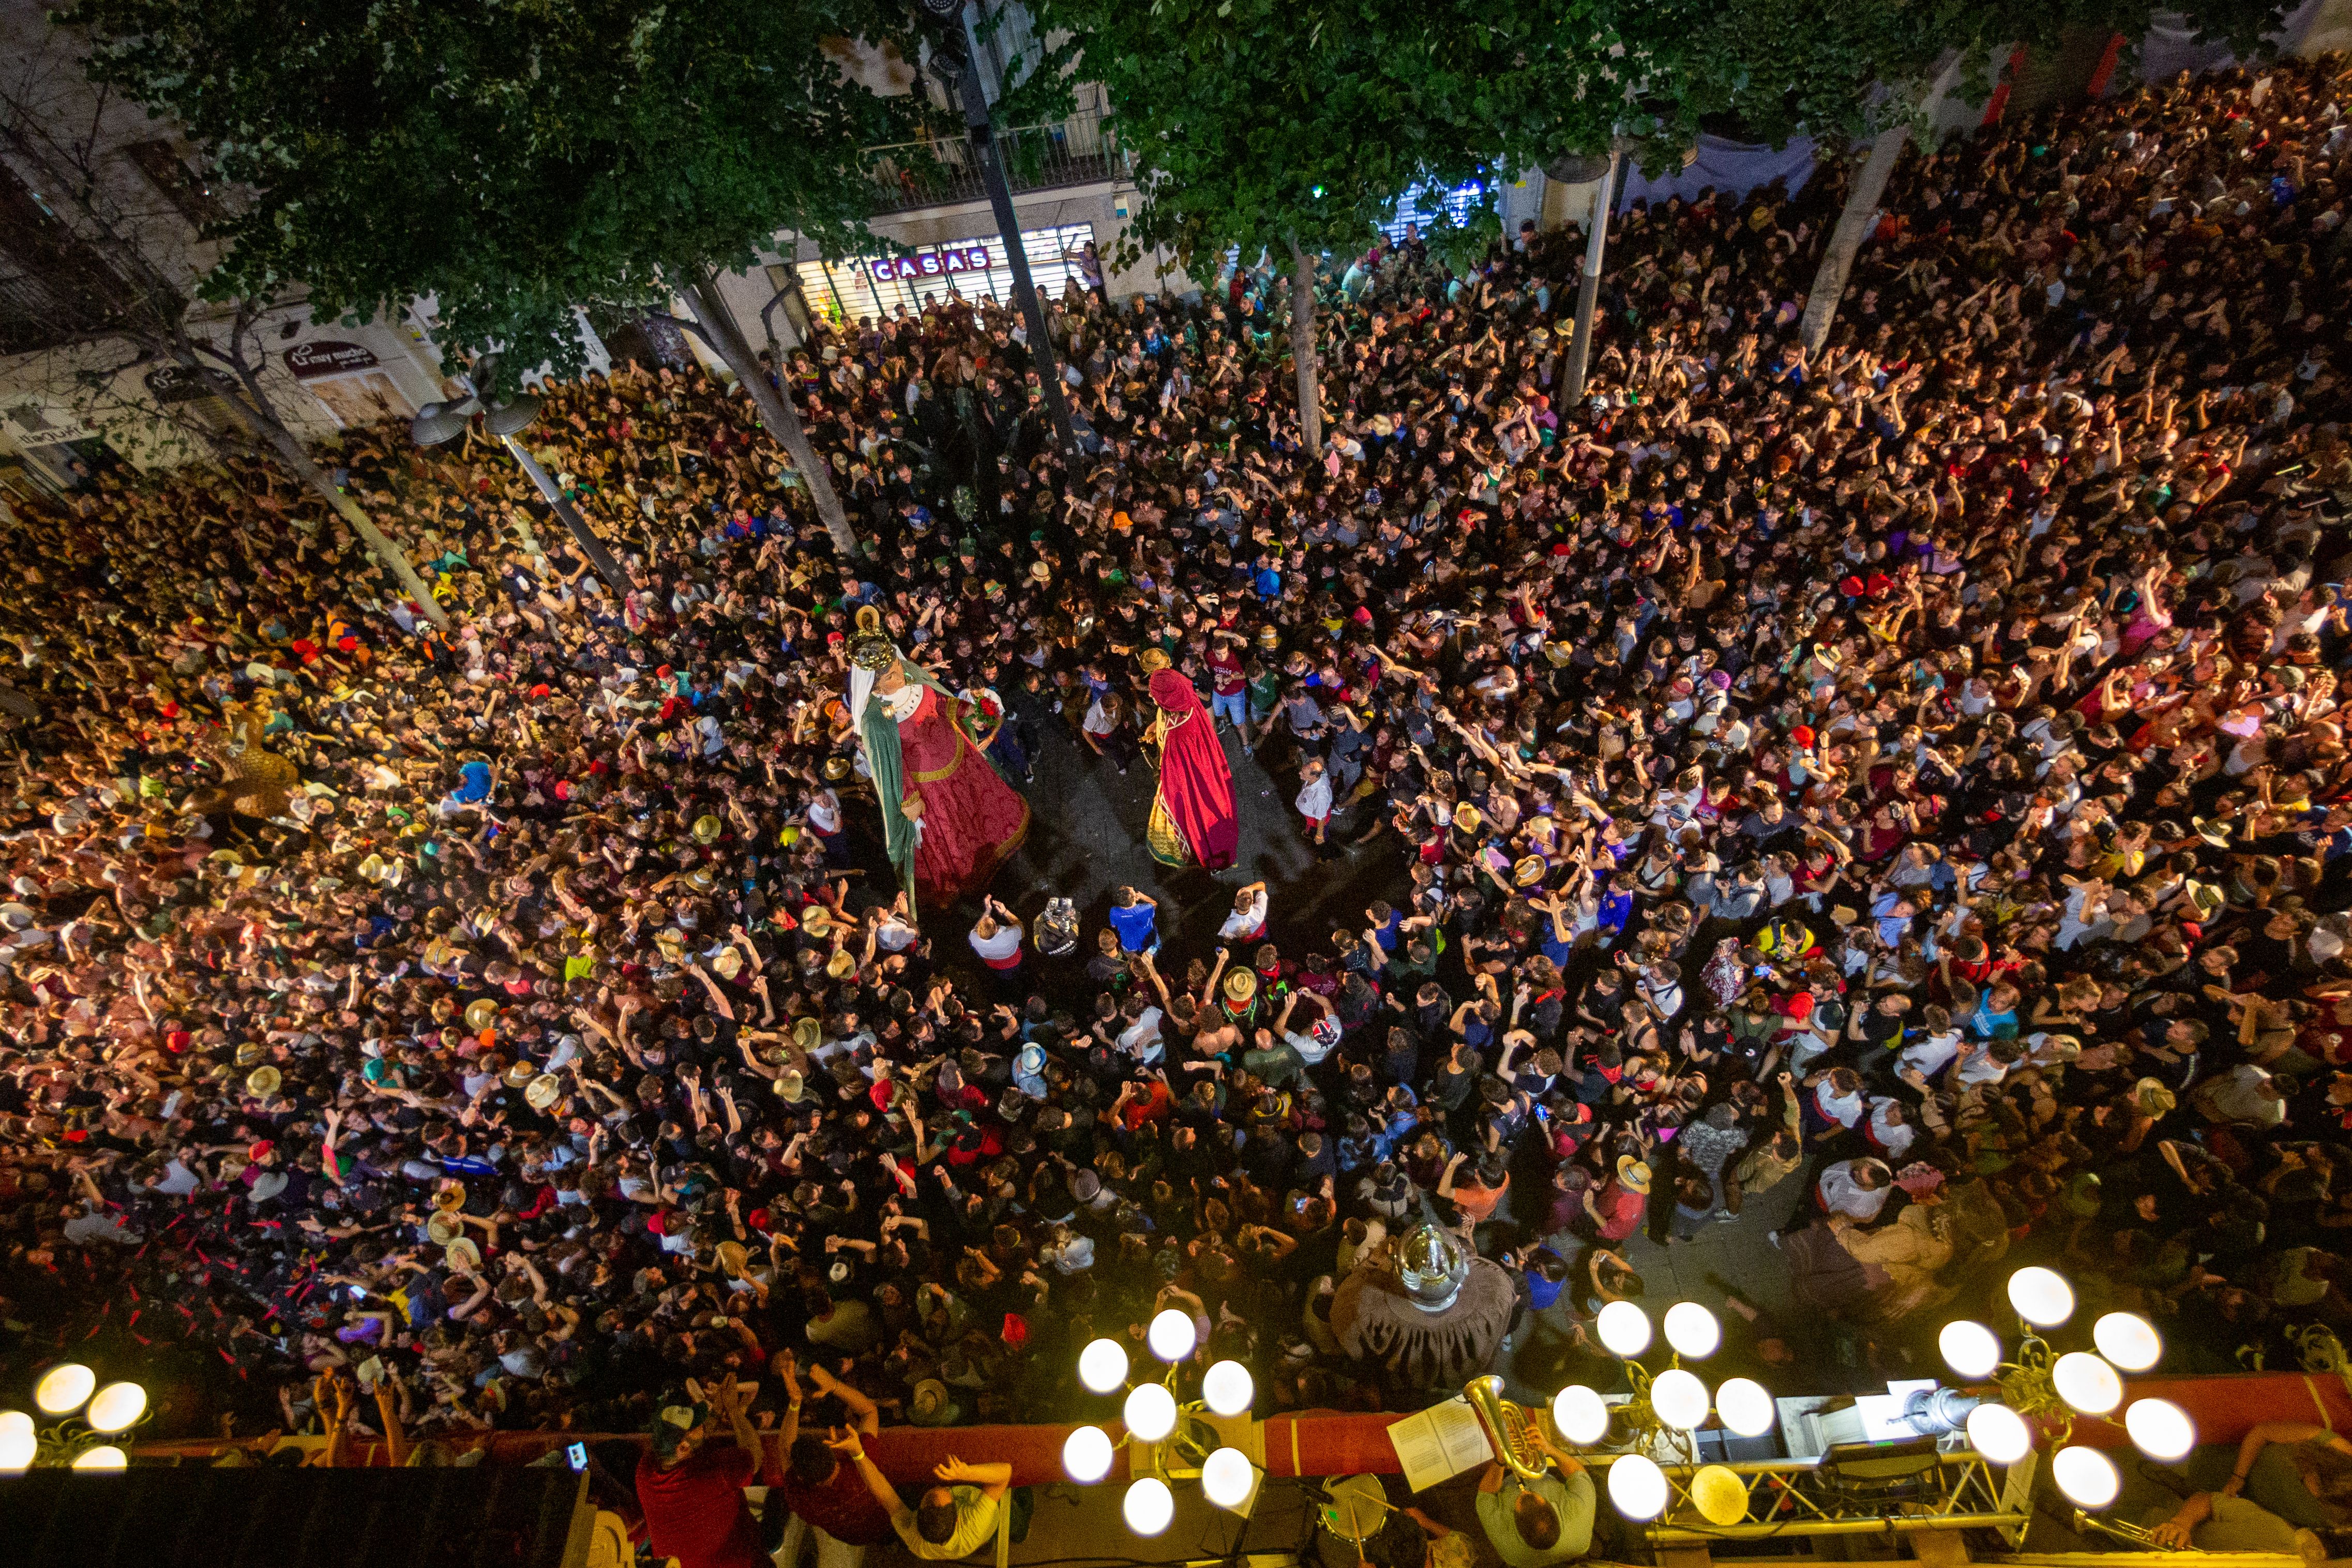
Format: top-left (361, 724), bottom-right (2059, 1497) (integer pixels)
top-left (61, 0), bottom-right (935, 389)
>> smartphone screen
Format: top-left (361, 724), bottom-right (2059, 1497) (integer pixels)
top-left (567, 1442), bottom-right (589, 1472)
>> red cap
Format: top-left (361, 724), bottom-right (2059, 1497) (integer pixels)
top-left (249, 1140), bottom-right (276, 1160)
top-left (166, 1029), bottom-right (191, 1052)
top-left (529, 683), bottom-right (551, 698)
top-left (1001, 1313), bottom-right (1029, 1347)
top-left (1790, 725), bottom-right (1815, 747)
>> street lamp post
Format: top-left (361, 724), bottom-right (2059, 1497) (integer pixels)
top-left (412, 395), bottom-right (631, 599)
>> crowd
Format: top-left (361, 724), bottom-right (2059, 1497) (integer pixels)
top-left (2, 50), bottom-right (2352, 1558)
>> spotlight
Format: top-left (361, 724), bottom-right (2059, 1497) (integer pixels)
top-left (1147, 1308), bottom-right (1197, 1362)
top-left (2007, 1267), bottom-right (2075, 1328)
top-left (1608, 1453), bottom-right (1669, 1519)
top-left (2092, 1313), bottom-right (2162, 1373)
top-left (1595, 1301), bottom-right (1651, 1357)
top-left (1966, 1403), bottom-right (2032, 1464)
top-left (1938, 1320), bottom-right (2000, 1379)
top-left (1123, 1382), bottom-right (1177, 1442)
top-left (1663, 1302), bottom-right (1721, 1360)
top-left (1062, 1425), bottom-right (1113, 1483)
top-left (2124, 1399), bottom-right (2196, 1462)
top-left (1122, 1477), bottom-right (1174, 1535)
top-left (1202, 1360), bottom-right (1255, 1416)
top-left (1714, 1377), bottom-right (1776, 1437)
top-left (1552, 1385), bottom-right (1610, 1446)
top-left (1650, 1369), bottom-right (1710, 1430)
top-left (2052, 1445), bottom-right (2120, 1508)
top-left (1077, 1338), bottom-right (1129, 1394)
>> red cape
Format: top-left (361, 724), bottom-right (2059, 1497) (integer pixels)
top-left (1149, 669), bottom-right (1238, 869)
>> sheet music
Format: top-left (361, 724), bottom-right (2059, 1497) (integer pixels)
top-left (1386, 1395), bottom-right (1496, 1492)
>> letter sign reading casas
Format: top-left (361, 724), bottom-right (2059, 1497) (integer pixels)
top-left (284, 340), bottom-right (382, 380)
top-left (867, 245), bottom-right (994, 283)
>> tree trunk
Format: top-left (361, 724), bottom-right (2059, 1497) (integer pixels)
top-left (1797, 124), bottom-right (1908, 355)
top-left (214, 357), bottom-right (446, 627)
top-left (1800, 55), bottom-right (1963, 354)
top-left (956, 21), bottom-right (1082, 461)
top-left (1561, 148), bottom-right (1620, 408)
top-left (677, 272), bottom-right (859, 555)
top-left (1289, 240), bottom-right (1323, 458)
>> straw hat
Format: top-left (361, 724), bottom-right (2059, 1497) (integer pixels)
top-left (711, 947), bottom-right (744, 980)
top-left (503, 1060), bottom-right (538, 1089)
top-left (444, 1237), bottom-right (483, 1272)
top-left (800, 908), bottom-right (840, 940)
top-left (1453, 803), bottom-right (1483, 832)
top-left (1615, 1154), bottom-right (1653, 1194)
top-left (234, 1041), bottom-right (265, 1067)
top-left (425, 1212), bottom-right (464, 1246)
top-left (245, 1065), bottom-right (281, 1098)
top-left (1222, 968), bottom-right (1258, 1004)
top-left (792, 1017), bottom-right (823, 1053)
top-left (463, 998), bottom-right (500, 1032)
top-left (773, 1068), bottom-right (807, 1103)
top-left (1512, 854), bottom-right (1548, 888)
top-left (825, 950), bottom-right (856, 980)
top-left (692, 813), bottom-right (723, 844)
top-left (524, 1073), bottom-right (563, 1110)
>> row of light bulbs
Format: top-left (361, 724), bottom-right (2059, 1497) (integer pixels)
top-left (2, 1364), bottom-right (150, 1472)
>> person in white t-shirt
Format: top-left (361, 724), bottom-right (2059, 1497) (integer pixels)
top-left (968, 896), bottom-right (1024, 984)
top-left (1219, 880), bottom-right (1270, 943)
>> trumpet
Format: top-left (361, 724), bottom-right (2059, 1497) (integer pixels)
top-left (1467, 1375), bottom-right (1549, 1481)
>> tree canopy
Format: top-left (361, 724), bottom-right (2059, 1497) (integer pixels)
top-left (63, 0), bottom-right (932, 386)
top-left (1027, 0), bottom-right (1632, 278)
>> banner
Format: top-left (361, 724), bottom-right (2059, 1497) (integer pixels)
top-left (284, 340), bottom-right (382, 380)
top-left (0, 399), bottom-right (97, 447)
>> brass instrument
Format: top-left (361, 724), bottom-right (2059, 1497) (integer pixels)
top-left (2071, 1509), bottom-right (2208, 1552)
top-left (1467, 1375), bottom-right (1548, 1481)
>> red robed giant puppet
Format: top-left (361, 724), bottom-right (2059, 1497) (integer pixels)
top-left (1143, 666), bottom-right (1238, 870)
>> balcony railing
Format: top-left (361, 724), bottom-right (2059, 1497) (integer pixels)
top-left (858, 107), bottom-right (1125, 216)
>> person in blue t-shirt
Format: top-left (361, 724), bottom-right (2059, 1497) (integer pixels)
top-left (1106, 886), bottom-right (1159, 955)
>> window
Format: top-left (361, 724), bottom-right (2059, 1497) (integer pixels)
top-left (122, 140), bottom-right (223, 227)
top-left (795, 223), bottom-right (1096, 325)
top-left (1380, 180), bottom-right (1491, 246)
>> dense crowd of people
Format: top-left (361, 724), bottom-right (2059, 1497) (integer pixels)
top-left (3, 55), bottom-right (2352, 1545)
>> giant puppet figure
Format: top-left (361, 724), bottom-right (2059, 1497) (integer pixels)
top-left (849, 608), bottom-right (1029, 911)
top-left (1140, 658), bottom-right (1239, 870)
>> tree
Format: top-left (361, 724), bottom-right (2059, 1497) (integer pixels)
top-left (1605, 0), bottom-right (2296, 350)
top-left (1025, 0), bottom-right (1630, 456)
top-left (62, 0), bottom-right (938, 556)
top-left (0, 39), bottom-right (445, 623)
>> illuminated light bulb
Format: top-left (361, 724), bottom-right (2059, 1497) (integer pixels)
top-left (0, 1411), bottom-right (32, 1474)
top-left (1147, 1308), bottom-right (1197, 1362)
top-left (1715, 1378), bottom-right (1777, 1437)
top-left (85, 1382), bottom-right (147, 1435)
top-left (1552, 1385), bottom-right (1610, 1446)
top-left (2053, 1446), bottom-right (2120, 1508)
top-left (2093, 1312), bottom-right (2163, 1373)
top-left (71, 1444), bottom-right (127, 1471)
top-left (2124, 1399), bottom-right (2197, 1462)
top-left (1078, 1338), bottom-right (1130, 1394)
top-left (1650, 1369), bottom-right (1711, 1430)
top-left (1966, 1403), bottom-right (2033, 1464)
top-left (1201, 1447), bottom-right (1256, 1509)
top-left (1063, 1425), bottom-right (1113, 1483)
top-left (1608, 1453), bottom-right (1669, 1520)
top-left (1123, 1477), bottom-right (1175, 1535)
top-left (1595, 1300), bottom-right (1652, 1357)
top-left (2007, 1267), bottom-right (2075, 1328)
top-left (2052, 1351), bottom-right (2123, 1416)
top-left (1123, 1381), bottom-right (1178, 1442)
top-left (35, 1363), bottom-right (96, 1415)
top-left (1939, 1320), bottom-right (2001, 1379)
top-left (1202, 1360), bottom-right (1255, 1416)
top-left (1663, 1302), bottom-right (1721, 1360)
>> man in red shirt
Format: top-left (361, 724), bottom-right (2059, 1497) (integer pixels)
top-left (635, 1376), bottom-right (768, 1568)
top-left (775, 1353), bottom-right (893, 1568)
top-left (1581, 1155), bottom-right (1650, 1243)
top-left (1207, 627), bottom-right (1250, 740)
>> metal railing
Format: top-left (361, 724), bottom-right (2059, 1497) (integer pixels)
top-left (858, 107), bottom-right (1125, 215)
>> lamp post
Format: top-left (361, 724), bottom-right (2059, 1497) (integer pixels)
top-left (411, 394), bottom-right (631, 599)
top-left (1064, 1310), bottom-right (1264, 1535)
top-left (1929, 1265), bottom-right (2188, 1512)
top-left (1, 1362), bottom-right (150, 1471)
